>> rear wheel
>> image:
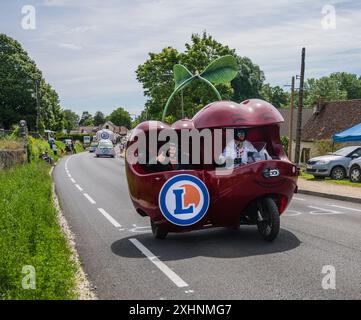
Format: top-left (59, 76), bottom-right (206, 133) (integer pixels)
top-left (151, 220), bottom-right (168, 240)
top-left (256, 197), bottom-right (280, 242)
top-left (330, 166), bottom-right (346, 180)
top-left (350, 166), bottom-right (361, 183)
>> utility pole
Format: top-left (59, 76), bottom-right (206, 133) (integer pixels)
top-left (288, 76), bottom-right (295, 160)
top-left (294, 47), bottom-right (305, 164)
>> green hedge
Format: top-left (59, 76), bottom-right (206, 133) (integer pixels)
top-left (0, 162), bottom-right (77, 299)
top-left (27, 137), bottom-right (83, 163)
top-left (281, 136), bottom-right (289, 156)
top-left (55, 133), bottom-right (93, 142)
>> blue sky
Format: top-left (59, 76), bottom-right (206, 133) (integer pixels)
top-left (1, 0), bottom-right (361, 116)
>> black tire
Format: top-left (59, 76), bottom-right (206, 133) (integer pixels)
top-left (313, 175), bottom-right (325, 180)
top-left (349, 166), bottom-right (361, 183)
top-left (151, 220), bottom-right (168, 240)
top-left (256, 197), bottom-right (280, 242)
top-left (330, 166), bottom-right (346, 180)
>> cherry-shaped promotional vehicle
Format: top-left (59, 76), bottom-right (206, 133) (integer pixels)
top-left (125, 56), bottom-right (298, 241)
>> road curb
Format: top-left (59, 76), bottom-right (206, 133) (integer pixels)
top-left (298, 189), bottom-right (361, 204)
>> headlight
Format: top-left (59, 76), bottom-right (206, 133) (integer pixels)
top-left (317, 160), bottom-right (330, 165)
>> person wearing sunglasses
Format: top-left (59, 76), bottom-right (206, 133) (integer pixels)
top-left (219, 129), bottom-right (261, 167)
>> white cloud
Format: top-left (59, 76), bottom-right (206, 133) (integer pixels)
top-left (1, 0), bottom-right (360, 115)
top-left (58, 43), bottom-right (83, 50)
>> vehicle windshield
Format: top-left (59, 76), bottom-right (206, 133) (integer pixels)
top-left (331, 147), bottom-right (357, 156)
top-left (98, 141), bottom-right (113, 148)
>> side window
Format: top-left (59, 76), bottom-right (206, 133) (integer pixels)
top-left (357, 148), bottom-right (361, 157)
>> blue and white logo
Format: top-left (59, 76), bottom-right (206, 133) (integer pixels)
top-left (101, 131), bottom-right (110, 140)
top-left (158, 174), bottom-right (209, 226)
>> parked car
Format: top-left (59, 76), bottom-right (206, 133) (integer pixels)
top-left (89, 142), bottom-right (98, 153)
top-left (348, 156), bottom-right (361, 183)
top-left (95, 139), bottom-right (116, 158)
top-left (306, 146), bottom-right (361, 180)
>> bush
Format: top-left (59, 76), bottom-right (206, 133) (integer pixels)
top-left (55, 133), bottom-right (93, 142)
top-left (281, 136), bottom-right (289, 156)
top-left (312, 140), bottom-right (345, 157)
top-left (27, 136), bottom-right (51, 162)
top-left (0, 137), bottom-right (23, 151)
top-left (27, 137), bottom-right (72, 163)
top-left (0, 162), bottom-right (77, 299)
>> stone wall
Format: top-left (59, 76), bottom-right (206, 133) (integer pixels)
top-left (0, 148), bottom-right (27, 170)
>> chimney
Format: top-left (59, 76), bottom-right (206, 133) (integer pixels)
top-left (313, 97), bottom-right (325, 115)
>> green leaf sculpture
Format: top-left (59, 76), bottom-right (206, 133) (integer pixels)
top-left (200, 55), bottom-right (238, 84)
top-left (162, 55), bottom-right (238, 121)
top-left (173, 64), bottom-right (193, 89)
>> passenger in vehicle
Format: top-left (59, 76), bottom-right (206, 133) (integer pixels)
top-left (219, 129), bottom-right (270, 166)
top-left (141, 144), bottom-right (174, 172)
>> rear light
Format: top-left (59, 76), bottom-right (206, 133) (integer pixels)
top-left (278, 195), bottom-right (288, 214)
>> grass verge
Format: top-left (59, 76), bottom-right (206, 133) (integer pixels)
top-left (0, 138), bottom-right (23, 150)
top-left (0, 161), bottom-right (77, 299)
top-left (300, 170), bottom-right (361, 188)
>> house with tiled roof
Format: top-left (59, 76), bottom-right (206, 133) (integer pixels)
top-left (278, 108), bottom-right (313, 138)
top-left (297, 99), bottom-right (361, 162)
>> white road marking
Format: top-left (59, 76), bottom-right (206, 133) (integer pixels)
top-left (97, 208), bottom-right (122, 228)
top-left (284, 209), bottom-right (302, 217)
top-left (128, 226), bottom-right (152, 233)
top-left (129, 238), bottom-right (189, 288)
top-left (308, 206), bottom-right (343, 215)
top-left (84, 193), bottom-right (96, 204)
top-left (67, 174), bottom-right (72, 178)
top-left (75, 184), bottom-right (83, 192)
top-left (293, 197), bottom-right (306, 201)
top-left (330, 205), bottom-right (361, 213)
top-left (70, 178), bottom-right (76, 183)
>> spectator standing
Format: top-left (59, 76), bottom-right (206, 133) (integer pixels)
top-left (52, 143), bottom-right (58, 156)
top-left (71, 141), bottom-right (76, 154)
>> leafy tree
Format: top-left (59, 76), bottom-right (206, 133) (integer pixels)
top-left (79, 111), bottom-right (93, 126)
top-left (0, 33), bottom-right (64, 131)
top-left (40, 82), bottom-right (64, 131)
top-left (93, 111), bottom-right (106, 126)
top-left (302, 72), bottom-right (361, 108)
top-left (329, 72), bottom-right (361, 99)
top-left (260, 84), bottom-right (289, 108)
top-left (63, 109), bottom-right (79, 133)
top-left (136, 32), bottom-right (264, 122)
top-left (108, 107), bottom-right (131, 128)
top-left (304, 77), bottom-right (348, 107)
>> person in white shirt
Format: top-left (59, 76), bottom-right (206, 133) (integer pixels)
top-left (219, 129), bottom-right (270, 167)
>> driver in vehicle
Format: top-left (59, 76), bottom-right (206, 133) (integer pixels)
top-left (219, 129), bottom-right (270, 166)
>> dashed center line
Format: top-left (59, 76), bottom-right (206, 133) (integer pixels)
top-left (98, 208), bottom-right (122, 228)
top-left (75, 184), bottom-right (83, 191)
top-left (129, 238), bottom-right (189, 288)
top-left (83, 193), bottom-right (96, 204)
top-left (64, 155), bottom-right (190, 291)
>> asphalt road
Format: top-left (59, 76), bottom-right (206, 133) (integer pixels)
top-left (53, 151), bottom-right (361, 299)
